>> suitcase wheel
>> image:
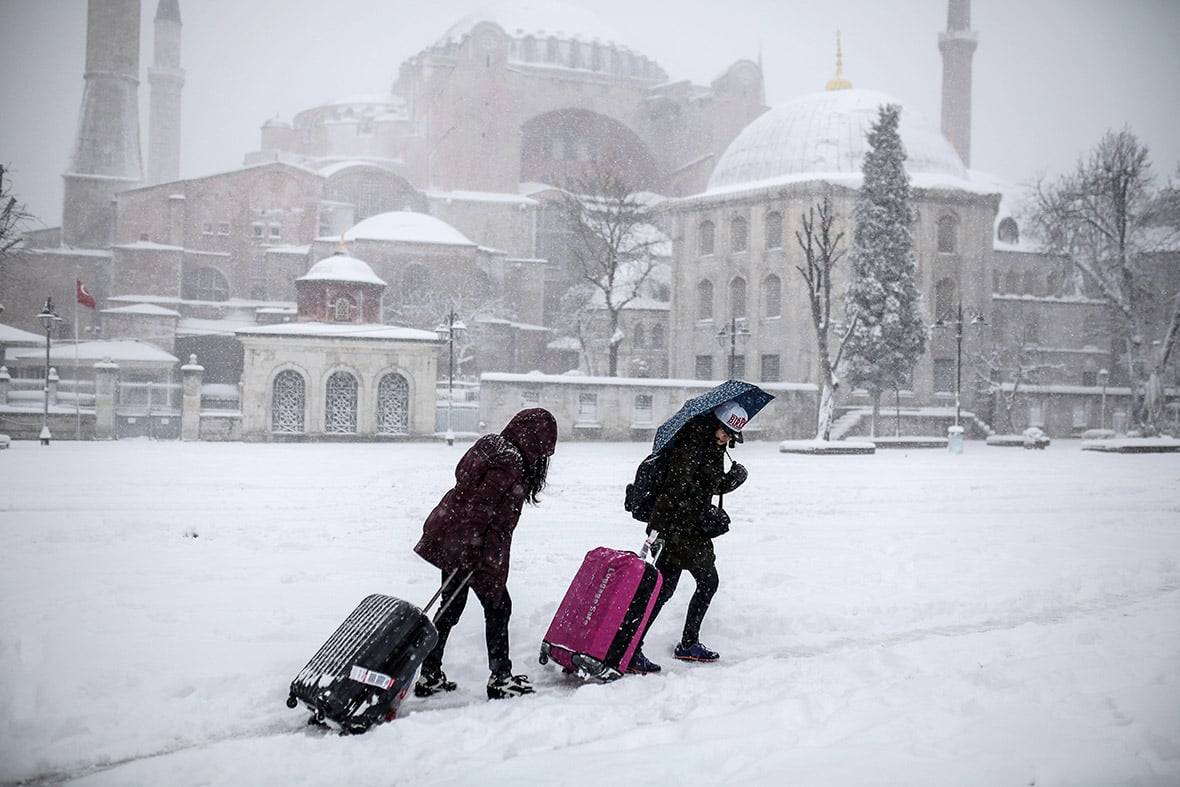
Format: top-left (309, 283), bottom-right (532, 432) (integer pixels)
top-left (539, 641), bottom-right (551, 665)
top-left (286, 694), bottom-right (299, 709)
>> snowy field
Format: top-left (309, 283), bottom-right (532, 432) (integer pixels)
top-left (1, 437), bottom-right (1178, 786)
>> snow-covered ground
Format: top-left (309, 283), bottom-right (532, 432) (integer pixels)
top-left (1, 438), bottom-right (1178, 786)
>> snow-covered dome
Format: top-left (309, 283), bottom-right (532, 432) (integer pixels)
top-left (707, 88), bottom-right (968, 193)
top-left (298, 251), bottom-right (386, 286)
top-left (428, 1), bottom-right (666, 81)
top-left (343, 211), bottom-right (475, 247)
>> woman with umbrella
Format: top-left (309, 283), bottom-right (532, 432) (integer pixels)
top-left (628, 386), bottom-right (765, 674)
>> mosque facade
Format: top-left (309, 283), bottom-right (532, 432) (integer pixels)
top-left (4, 0), bottom-right (1166, 440)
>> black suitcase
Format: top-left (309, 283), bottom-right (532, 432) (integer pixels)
top-left (286, 571), bottom-right (468, 734)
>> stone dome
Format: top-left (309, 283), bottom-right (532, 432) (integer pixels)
top-left (706, 88), bottom-right (968, 193)
top-left (343, 211), bottom-right (475, 247)
top-left (298, 251), bottom-right (386, 286)
top-left (432, 0), bottom-right (666, 81)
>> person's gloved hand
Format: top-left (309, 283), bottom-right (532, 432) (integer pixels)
top-left (719, 461), bottom-right (748, 493)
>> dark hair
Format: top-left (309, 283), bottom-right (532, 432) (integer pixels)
top-left (521, 455), bottom-right (549, 504)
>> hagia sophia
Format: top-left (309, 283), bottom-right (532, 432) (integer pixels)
top-left (1, 0), bottom-right (1167, 442)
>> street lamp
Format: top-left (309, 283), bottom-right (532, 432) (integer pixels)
top-left (1097, 367), bottom-right (1109, 431)
top-left (934, 302), bottom-right (985, 428)
top-left (435, 309), bottom-right (466, 446)
top-left (715, 316), bottom-right (751, 379)
top-left (37, 297), bottom-right (61, 446)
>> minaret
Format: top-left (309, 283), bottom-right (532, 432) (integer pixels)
top-left (939, 0), bottom-right (977, 167)
top-left (62, 0), bottom-right (143, 249)
top-left (63, 0), bottom-right (143, 249)
top-left (147, 0), bottom-right (184, 185)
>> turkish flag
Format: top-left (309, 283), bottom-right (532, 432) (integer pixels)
top-left (76, 279), bottom-right (96, 309)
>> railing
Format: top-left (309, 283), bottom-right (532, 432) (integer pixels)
top-left (117, 381), bottom-right (182, 414)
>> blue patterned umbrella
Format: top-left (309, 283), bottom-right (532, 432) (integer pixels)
top-left (652, 380), bottom-right (775, 454)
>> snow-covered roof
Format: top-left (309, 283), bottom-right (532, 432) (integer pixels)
top-left (297, 251), bottom-right (386, 286)
top-left (441, 1), bottom-right (634, 51)
top-left (8, 340), bottom-right (178, 364)
top-left (338, 211), bottom-right (475, 247)
top-left (0, 323), bottom-right (46, 345)
top-left (426, 189), bottom-right (539, 206)
top-left (102, 303), bottom-right (182, 317)
top-left (236, 322), bottom-right (439, 342)
top-left (707, 88), bottom-right (969, 194)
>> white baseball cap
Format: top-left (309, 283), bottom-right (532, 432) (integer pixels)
top-left (713, 402), bottom-right (748, 442)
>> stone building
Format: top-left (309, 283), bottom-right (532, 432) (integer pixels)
top-left (236, 248), bottom-right (440, 441)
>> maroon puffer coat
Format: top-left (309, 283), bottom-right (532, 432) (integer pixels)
top-left (414, 408), bottom-right (557, 597)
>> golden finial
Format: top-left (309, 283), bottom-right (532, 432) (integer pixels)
top-left (825, 30), bottom-right (853, 91)
top-left (338, 231), bottom-right (346, 253)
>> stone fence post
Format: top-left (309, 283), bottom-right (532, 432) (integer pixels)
top-left (181, 355), bottom-right (204, 441)
top-left (94, 358), bottom-right (118, 440)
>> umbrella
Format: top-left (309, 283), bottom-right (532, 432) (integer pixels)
top-left (652, 380), bottom-right (775, 454)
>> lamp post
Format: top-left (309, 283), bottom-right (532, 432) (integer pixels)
top-left (715, 316), bottom-right (750, 379)
top-left (435, 309), bottom-right (466, 446)
top-left (37, 297), bottom-right (61, 446)
top-left (934, 302), bottom-right (985, 428)
top-left (1098, 367), bottom-right (1109, 431)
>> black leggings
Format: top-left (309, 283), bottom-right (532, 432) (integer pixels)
top-left (423, 570), bottom-right (513, 677)
top-left (643, 563), bottom-right (719, 648)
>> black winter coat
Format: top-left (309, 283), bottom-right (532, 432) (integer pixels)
top-left (646, 415), bottom-right (745, 571)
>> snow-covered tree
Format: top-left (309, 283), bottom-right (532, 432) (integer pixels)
top-left (843, 104), bottom-right (928, 435)
top-left (795, 195), bottom-right (855, 441)
top-left (1029, 129), bottom-right (1180, 434)
top-left (560, 163), bottom-right (665, 376)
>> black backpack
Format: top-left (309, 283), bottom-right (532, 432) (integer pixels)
top-left (624, 451), bottom-right (669, 522)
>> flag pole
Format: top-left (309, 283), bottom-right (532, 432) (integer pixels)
top-left (74, 292), bottom-right (81, 440)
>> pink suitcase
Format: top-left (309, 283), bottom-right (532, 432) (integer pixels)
top-left (539, 533), bottom-right (663, 680)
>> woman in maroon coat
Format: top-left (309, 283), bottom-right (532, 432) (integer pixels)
top-left (414, 408), bottom-right (558, 700)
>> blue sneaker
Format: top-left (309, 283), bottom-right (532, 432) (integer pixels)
top-left (674, 641), bottom-right (719, 662)
top-left (626, 649), bottom-right (662, 674)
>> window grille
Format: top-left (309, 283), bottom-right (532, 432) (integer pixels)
top-left (271, 370), bottom-right (305, 433)
top-left (376, 373), bottom-right (410, 435)
top-left (325, 371), bottom-right (358, 434)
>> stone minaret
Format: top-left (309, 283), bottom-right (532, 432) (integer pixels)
top-left (938, 0), bottom-right (976, 167)
top-left (63, 0), bottom-right (143, 249)
top-left (147, 0), bottom-right (184, 185)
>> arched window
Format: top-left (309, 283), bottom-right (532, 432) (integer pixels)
top-left (376, 373), bottom-right (410, 435)
top-left (729, 277), bottom-right (747, 319)
top-left (765, 212), bottom-right (783, 250)
top-left (325, 371), bottom-right (358, 434)
top-left (997, 217), bottom-right (1020, 245)
top-left (650, 323), bottom-right (665, 349)
top-left (632, 323), bottom-right (647, 349)
top-left (1023, 320), bottom-right (1040, 346)
top-left (937, 215), bottom-right (958, 254)
top-left (698, 220), bottom-right (715, 256)
top-left (193, 266), bottom-right (229, 302)
top-left (763, 274), bottom-right (782, 318)
top-left (333, 296), bottom-right (353, 322)
top-left (402, 264), bottom-right (430, 306)
top-left (697, 279), bottom-right (714, 321)
top-left (1023, 270), bottom-right (1039, 296)
top-left (935, 278), bottom-right (956, 321)
top-left (271, 370), bottom-right (305, 433)
top-left (730, 217), bottom-right (748, 253)
top-left (1005, 270), bottom-right (1021, 293)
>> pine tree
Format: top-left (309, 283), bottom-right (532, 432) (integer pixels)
top-left (843, 104), bottom-right (928, 436)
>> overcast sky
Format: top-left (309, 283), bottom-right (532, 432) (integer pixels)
top-left (1, 0), bottom-right (1177, 228)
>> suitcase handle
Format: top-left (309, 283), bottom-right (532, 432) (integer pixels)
top-left (639, 530), bottom-right (662, 565)
top-left (424, 568), bottom-right (474, 623)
